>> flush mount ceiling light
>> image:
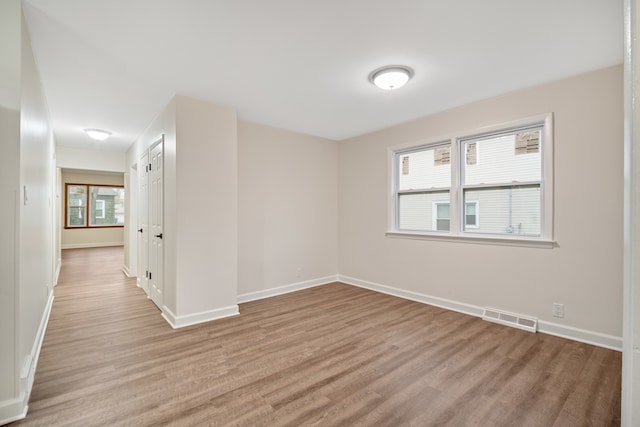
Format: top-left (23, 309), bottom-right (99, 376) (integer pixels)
top-left (369, 66), bottom-right (414, 90)
top-left (84, 128), bottom-right (112, 141)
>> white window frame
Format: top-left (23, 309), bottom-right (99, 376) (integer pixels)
top-left (95, 199), bottom-right (106, 219)
top-left (387, 113), bottom-right (554, 248)
top-left (432, 201), bottom-right (451, 231)
top-left (464, 201), bottom-right (479, 229)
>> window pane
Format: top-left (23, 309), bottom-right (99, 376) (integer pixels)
top-left (398, 192), bottom-right (449, 231)
top-left (89, 186), bottom-right (125, 226)
top-left (465, 202), bottom-right (478, 227)
top-left (435, 203), bottom-right (450, 231)
top-left (67, 185), bottom-right (86, 227)
top-left (398, 144), bottom-right (451, 191)
top-left (95, 200), bottom-right (105, 218)
top-left (436, 218), bottom-right (450, 231)
top-left (464, 130), bottom-right (541, 186)
top-left (463, 186), bottom-right (540, 236)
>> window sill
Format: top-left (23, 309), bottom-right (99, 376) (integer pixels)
top-left (385, 231), bottom-right (556, 249)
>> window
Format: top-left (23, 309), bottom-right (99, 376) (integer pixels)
top-left (390, 114), bottom-right (553, 244)
top-left (464, 201), bottom-right (479, 228)
top-left (397, 143), bottom-right (451, 232)
top-left (95, 200), bottom-right (105, 219)
top-left (66, 184), bottom-right (125, 228)
top-left (433, 202), bottom-right (450, 231)
top-left (67, 185), bottom-right (87, 227)
top-left (432, 201), bottom-right (478, 231)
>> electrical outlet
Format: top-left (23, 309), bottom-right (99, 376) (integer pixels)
top-left (552, 303), bottom-right (564, 318)
top-left (296, 267), bottom-right (301, 278)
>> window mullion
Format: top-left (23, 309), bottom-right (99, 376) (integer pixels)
top-left (450, 138), bottom-right (460, 235)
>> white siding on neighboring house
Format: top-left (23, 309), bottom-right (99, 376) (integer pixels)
top-left (399, 192), bottom-right (450, 231)
top-left (397, 130), bottom-right (542, 236)
top-left (464, 133), bottom-right (541, 185)
top-left (464, 186), bottom-right (540, 235)
top-left (398, 145), bottom-right (450, 190)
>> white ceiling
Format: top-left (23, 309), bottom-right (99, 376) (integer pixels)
top-left (22, 0), bottom-right (622, 153)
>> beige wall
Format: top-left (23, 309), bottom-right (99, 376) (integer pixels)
top-left (127, 95), bottom-right (238, 325)
top-left (238, 121), bottom-right (339, 297)
top-left (339, 65), bottom-right (623, 339)
top-left (0, 0), bottom-right (21, 412)
top-left (174, 96), bottom-right (238, 317)
top-left (56, 146), bottom-right (125, 173)
top-left (60, 171), bottom-right (124, 249)
top-left (0, 3), bottom-right (56, 422)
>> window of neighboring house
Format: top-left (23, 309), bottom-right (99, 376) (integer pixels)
top-left (433, 202), bottom-right (450, 231)
top-left (95, 199), bottom-right (106, 219)
top-left (65, 184), bottom-right (125, 228)
top-left (432, 201), bottom-right (478, 231)
top-left (464, 201), bottom-right (479, 229)
top-left (390, 113), bottom-right (553, 244)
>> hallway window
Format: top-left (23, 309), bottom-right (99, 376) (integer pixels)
top-left (65, 184), bottom-right (125, 228)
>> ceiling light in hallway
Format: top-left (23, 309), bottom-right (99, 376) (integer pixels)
top-left (84, 128), bottom-right (112, 141)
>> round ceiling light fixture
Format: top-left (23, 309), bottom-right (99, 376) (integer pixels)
top-left (369, 65), bottom-right (413, 90)
top-left (84, 128), bottom-right (112, 141)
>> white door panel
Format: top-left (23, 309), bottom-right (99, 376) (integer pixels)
top-left (137, 151), bottom-right (149, 294)
top-left (149, 137), bottom-right (164, 309)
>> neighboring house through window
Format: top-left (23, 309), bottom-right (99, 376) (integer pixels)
top-left (95, 199), bottom-right (106, 219)
top-left (65, 183), bottom-right (125, 228)
top-left (391, 114), bottom-right (553, 243)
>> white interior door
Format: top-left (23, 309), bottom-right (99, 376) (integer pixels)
top-left (137, 151), bottom-right (149, 295)
top-left (149, 137), bottom-right (164, 309)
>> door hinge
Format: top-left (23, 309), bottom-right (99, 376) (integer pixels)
top-left (149, 272), bottom-right (152, 280)
top-left (149, 163), bottom-right (152, 171)
top-left (145, 270), bottom-right (149, 278)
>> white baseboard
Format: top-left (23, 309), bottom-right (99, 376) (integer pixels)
top-left (54, 259), bottom-right (61, 286)
top-left (339, 275), bottom-right (484, 317)
top-left (0, 397), bottom-right (28, 426)
top-left (0, 292), bottom-right (54, 425)
top-left (161, 304), bottom-right (240, 329)
top-left (538, 320), bottom-right (622, 351)
top-left (61, 242), bottom-right (124, 249)
top-left (338, 275), bottom-right (622, 351)
top-left (20, 293), bottom-right (54, 393)
top-left (122, 265), bottom-right (133, 277)
top-left (237, 275), bottom-right (339, 304)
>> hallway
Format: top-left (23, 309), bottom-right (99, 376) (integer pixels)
top-left (14, 247), bottom-right (164, 426)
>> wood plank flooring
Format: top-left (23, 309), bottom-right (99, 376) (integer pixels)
top-left (13, 247), bottom-right (621, 426)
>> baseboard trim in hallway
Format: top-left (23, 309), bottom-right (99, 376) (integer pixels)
top-left (0, 293), bottom-right (53, 426)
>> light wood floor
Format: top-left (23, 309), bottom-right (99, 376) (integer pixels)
top-left (14, 247), bottom-right (621, 426)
